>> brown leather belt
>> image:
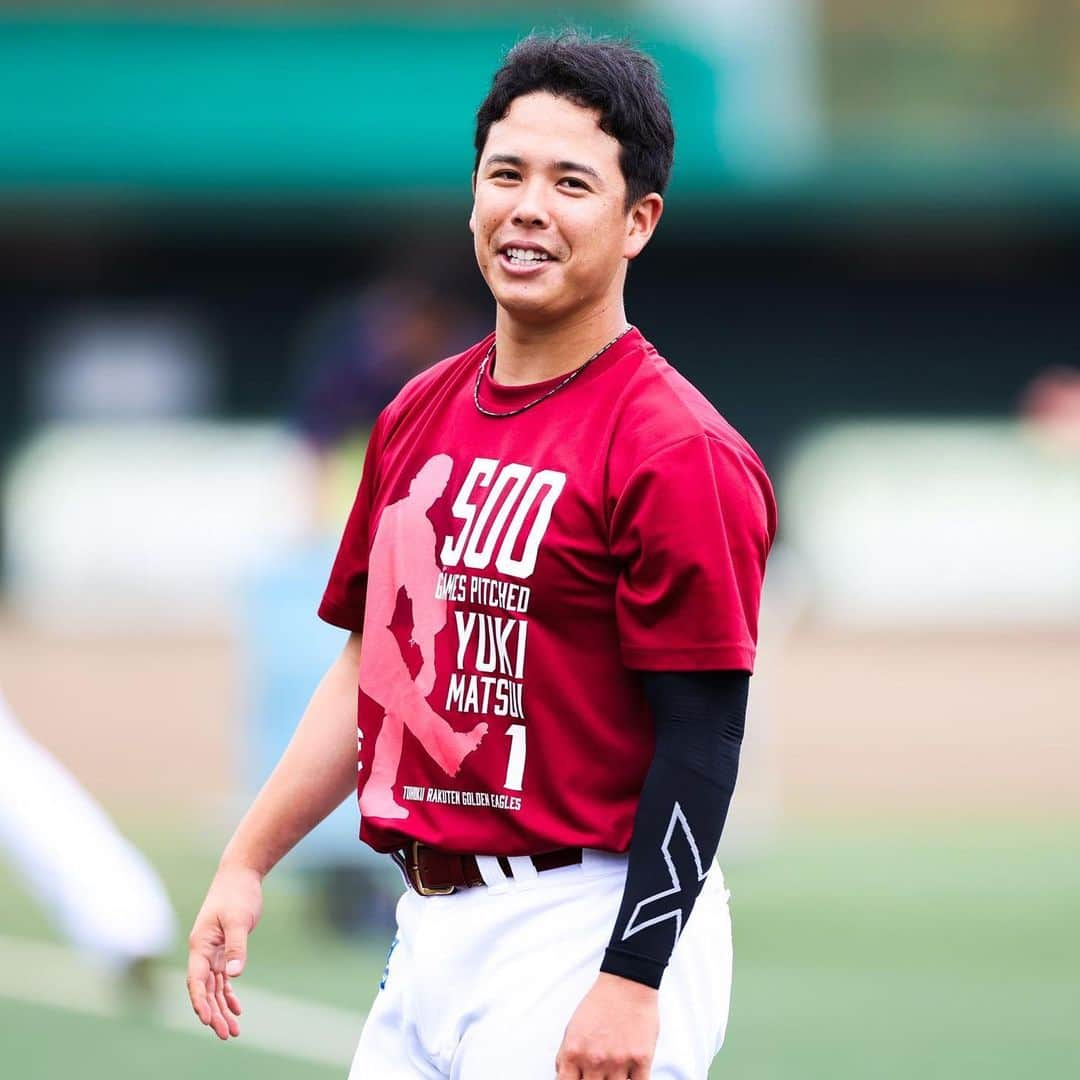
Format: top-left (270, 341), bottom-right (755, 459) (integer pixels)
top-left (395, 840), bottom-right (583, 896)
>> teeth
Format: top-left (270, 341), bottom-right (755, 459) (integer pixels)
top-left (505, 247), bottom-right (549, 263)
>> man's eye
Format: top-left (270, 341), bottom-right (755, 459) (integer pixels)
top-left (559, 177), bottom-right (588, 190)
top-left (492, 170), bottom-right (520, 180)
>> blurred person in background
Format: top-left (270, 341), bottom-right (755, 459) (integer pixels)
top-left (1021, 366), bottom-right (1080, 452)
top-left (0, 684), bottom-right (176, 992)
top-left (292, 270), bottom-right (485, 529)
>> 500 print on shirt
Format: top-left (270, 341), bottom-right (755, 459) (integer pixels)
top-left (357, 454), bottom-right (566, 821)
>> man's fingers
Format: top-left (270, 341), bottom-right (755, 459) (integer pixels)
top-left (554, 1049), bottom-right (575, 1079)
top-left (186, 953), bottom-right (212, 1024)
top-left (205, 974), bottom-right (231, 1040)
top-left (190, 948), bottom-right (229, 1039)
top-left (187, 979), bottom-right (210, 1025)
top-left (555, 1051), bottom-right (648, 1080)
top-left (223, 978), bottom-right (243, 1017)
top-left (188, 966), bottom-right (240, 1038)
top-left (215, 972), bottom-right (240, 1037)
top-left (555, 1049), bottom-right (598, 1079)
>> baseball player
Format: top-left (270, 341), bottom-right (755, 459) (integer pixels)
top-left (0, 685), bottom-right (176, 978)
top-left (187, 31), bottom-right (775, 1079)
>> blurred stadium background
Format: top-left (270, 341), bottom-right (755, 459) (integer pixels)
top-left (1, 3), bottom-right (1078, 1078)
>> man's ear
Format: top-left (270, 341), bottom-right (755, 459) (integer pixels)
top-left (624, 193), bottom-right (664, 261)
top-left (469, 171), bottom-right (477, 234)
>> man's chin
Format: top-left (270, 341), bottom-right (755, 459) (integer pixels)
top-left (491, 289), bottom-right (565, 325)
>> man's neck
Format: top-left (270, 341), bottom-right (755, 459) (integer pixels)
top-left (490, 303), bottom-right (630, 386)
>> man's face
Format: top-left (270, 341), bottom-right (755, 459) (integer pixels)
top-left (470, 91), bottom-right (658, 326)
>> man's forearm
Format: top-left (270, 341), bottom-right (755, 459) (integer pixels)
top-left (601, 670), bottom-right (749, 987)
top-left (219, 632), bottom-right (363, 880)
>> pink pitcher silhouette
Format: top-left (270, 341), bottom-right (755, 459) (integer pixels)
top-left (359, 454), bottom-right (488, 819)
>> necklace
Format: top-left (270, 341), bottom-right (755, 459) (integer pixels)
top-left (473, 325), bottom-right (634, 419)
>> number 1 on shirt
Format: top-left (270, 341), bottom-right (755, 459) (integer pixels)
top-left (504, 724), bottom-right (526, 790)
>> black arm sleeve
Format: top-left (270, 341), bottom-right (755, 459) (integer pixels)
top-left (600, 669), bottom-right (749, 989)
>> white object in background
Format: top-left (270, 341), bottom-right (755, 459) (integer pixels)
top-left (782, 420), bottom-right (1080, 626)
top-left (31, 307), bottom-right (219, 421)
top-left (0, 686), bottom-right (176, 970)
top-left (3, 421), bottom-right (317, 631)
top-left (717, 542), bottom-right (807, 859)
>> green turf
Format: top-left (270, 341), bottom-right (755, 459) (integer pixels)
top-left (714, 825), bottom-right (1079, 1078)
top-left (0, 997), bottom-right (341, 1080)
top-left (1, 821), bottom-right (1076, 1078)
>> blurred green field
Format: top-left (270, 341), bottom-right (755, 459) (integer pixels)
top-left (1, 822), bottom-right (1076, 1079)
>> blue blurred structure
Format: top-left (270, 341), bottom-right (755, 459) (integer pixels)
top-left (239, 540), bottom-right (353, 861)
top-left (239, 540), bottom-right (402, 931)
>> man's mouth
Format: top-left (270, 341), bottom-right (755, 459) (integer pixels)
top-left (501, 246), bottom-right (552, 266)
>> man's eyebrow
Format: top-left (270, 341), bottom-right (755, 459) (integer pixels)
top-left (553, 160), bottom-right (602, 182)
top-left (483, 154), bottom-right (603, 183)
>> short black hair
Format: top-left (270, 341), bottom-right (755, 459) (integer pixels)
top-left (474, 30), bottom-right (675, 209)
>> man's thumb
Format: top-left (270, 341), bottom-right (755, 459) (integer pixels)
top-left (224, 920), bottom-right (248, 976)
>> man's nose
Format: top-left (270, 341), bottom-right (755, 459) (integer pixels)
top-left (511, 181), bottom-right (550, 227)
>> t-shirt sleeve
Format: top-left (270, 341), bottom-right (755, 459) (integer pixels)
top-left (317, 414), bottom-right (386, 632)
top-left (609, 434), bottom-right (776, 672)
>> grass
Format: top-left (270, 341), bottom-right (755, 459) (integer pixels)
top-left (1, 821), bottom-right (1076, 1079)
top-left (716, 825), bottom-right (1078, 1078)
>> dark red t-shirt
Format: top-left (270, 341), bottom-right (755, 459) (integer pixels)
top-left (319, 328), bottom-right (776, 855)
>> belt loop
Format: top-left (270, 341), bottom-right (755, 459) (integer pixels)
top-left (507, 856), bottom-right (539, 889)
top-left (389, 848), bottom-right (411, 891)
top-left (474, 855), bottom-right (509, 892)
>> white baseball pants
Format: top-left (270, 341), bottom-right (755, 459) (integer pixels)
top-left (349, 849), bottom-right (732, 1079)
top-left (0, 687), bottom-right (176, 969)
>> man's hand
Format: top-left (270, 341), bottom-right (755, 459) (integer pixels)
top-left (186, 863), bottom-right (263, 1040)
top-left (555, 972), bottom-right (660, 1079)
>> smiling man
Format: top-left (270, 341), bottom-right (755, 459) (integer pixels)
top-left (188, 31), bottom-right (776, 1080)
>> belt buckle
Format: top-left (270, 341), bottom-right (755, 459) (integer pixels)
top-left (407, 840), bottom-right (455, 897)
